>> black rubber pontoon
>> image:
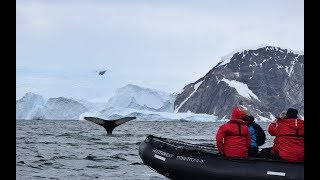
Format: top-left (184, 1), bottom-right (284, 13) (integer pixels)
top-left (139, 135), bottom-right (304, 180)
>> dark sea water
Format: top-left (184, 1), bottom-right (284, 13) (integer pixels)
top-left (16, 120), bottom-right (274, 180)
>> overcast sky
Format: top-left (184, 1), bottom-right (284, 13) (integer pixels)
top-left (16, 0), bottom-right (304, 100)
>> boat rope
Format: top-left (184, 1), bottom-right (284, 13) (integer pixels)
top-left (150, 136), bottom-right (218, 154)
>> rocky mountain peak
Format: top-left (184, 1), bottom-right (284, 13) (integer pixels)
top-left (174, 45), bottom-right (304, 121)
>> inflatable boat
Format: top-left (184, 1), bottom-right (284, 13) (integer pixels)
top-left (138, 135), bottom-right (304, 180)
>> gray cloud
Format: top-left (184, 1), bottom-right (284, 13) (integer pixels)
top-left (16, 0), bottom-right (304, 99)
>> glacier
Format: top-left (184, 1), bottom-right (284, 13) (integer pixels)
top-left (16, 84), bottom-right (218, 122)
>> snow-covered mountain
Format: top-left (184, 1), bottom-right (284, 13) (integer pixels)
top-left (43, 97), bottom-right (88, 120)
top-left (106, 84), bottom-right (175, 112)
top-left (16, 93), bottom-right (88, 120)
top-left (16, 84), bottom-right (213, 121)
top-left (174, 45), bottom-right (304, 121)
top-left (17, 45), bottom-right (303, 122)
top-left (16, 92), bottom-right (46, 120)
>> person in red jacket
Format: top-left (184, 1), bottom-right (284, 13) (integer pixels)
top-left (268, 108), bottom-right (304, 162)
top-left (270, 110), bottom-right (287, 154)
top-left (216, 107), bottom-right (251, 158)
top-left (260, 110), bottom-right (286, 159)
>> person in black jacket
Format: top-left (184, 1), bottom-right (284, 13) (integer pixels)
top-left (243, 115), bottom-right (266, 157)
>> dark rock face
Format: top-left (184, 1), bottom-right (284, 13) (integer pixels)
top-left (174, 46), bottom-right (304, 121)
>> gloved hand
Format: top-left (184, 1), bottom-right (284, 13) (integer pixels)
top-left (272, 119), bottom-right (279, 126)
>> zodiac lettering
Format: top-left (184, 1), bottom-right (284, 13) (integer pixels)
top-left (152, 149), bottom-right (174, 158)
top-left (176, 156), bottom-right (205, 163)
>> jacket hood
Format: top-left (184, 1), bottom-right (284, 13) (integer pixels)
top-left (281, 118), bottom-right (304, 130)
top-left (231, 107), bottom-right (247, 120)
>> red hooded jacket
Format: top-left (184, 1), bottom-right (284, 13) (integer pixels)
top-left (268, 118), bottom-right (304, 162)
top-left (216, 107), bottom-right (251, 157)
top-left (269, 119), bottom-right (280, 154)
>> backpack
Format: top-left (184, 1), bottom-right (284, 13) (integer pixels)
top-left (252, 122), bottom-right (266, 146)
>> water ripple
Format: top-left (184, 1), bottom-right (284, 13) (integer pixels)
top-left (17, 120), bottom-right (273, 179)
top-left (86, 165), bottom-right (119, 169)
top-left (84, 155), bottom-right (107, 162)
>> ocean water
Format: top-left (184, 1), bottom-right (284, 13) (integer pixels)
top-left (16, 120), bottom-right (274, 180)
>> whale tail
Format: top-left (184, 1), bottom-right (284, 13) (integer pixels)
top-left (84, 116), bottom-right (136, 134)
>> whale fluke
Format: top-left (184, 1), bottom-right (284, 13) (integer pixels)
top-left (84, 116), bottom-right (136, 134)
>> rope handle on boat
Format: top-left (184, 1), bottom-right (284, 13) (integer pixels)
top-left (146, 135), bottom-right (218, 149)
top-left (145, 135), bottom-right (217, 154)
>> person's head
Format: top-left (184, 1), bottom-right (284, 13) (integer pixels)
top-left (279, 111), bottom-right (287, 119)
top-left (243, 115), bottom-right (254, 122)
top-left (285, 108), bottom-right (298, 119)
top-left (231, 107), bottom-right (247, 120)
top-left (240, 110), bottom-right (247, 119)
